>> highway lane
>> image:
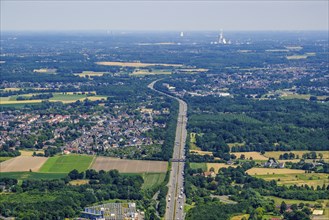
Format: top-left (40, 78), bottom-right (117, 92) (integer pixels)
top-left (148, 80), bottom-right (187, 220)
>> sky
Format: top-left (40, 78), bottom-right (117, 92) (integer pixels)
top-left (1, 0), bottom-right (328, 31)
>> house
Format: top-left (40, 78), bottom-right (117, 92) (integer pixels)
top-left (264, 158), bottom-right (284, 168)
top-left (203, 171), bottom-right (216, 178)
top-left (312, 210), bottom-right (324, 215)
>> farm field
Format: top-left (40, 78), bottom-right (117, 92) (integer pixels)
top-left (0, 93), bottom-right (107, 105)
top-left (39, 155), bottom-right (94, 173)
top-left (286, 55), bottom-right (308, 60)
top-left (141, 172), bottom-right (166, 190)
top-left (190, 163), bottom-right (207, 171)
top-left (130, 69), bottom-right (172, 76)
top-left (33, 68), bottom-right (57, 73)
top-left (265, 196), bottom-right (329, 206)
top-left (246, 167), bottom-right (305, 175)
top-left (264, 151), bottom-right (329, 160)
top-left (0, 172), bottom-right (67, 180)
top-left (91, 157), bottom-right (167, 173)
top-left (1, 87), bottom-right (22, 91)
top-left (232, 152), bottom-right (268, 160)
top-left (281, 94), bottom-right (328, 100)
top-left (0, 156), bottom-right (48, 172)
top-left (207, 163), bottom-right (237, 172)
top-left (255, 173), bottom-right (329, 187)
top-left (96, 61), bottom-right (183, 67)
top-left (74, 71), bottom-right (106, 78)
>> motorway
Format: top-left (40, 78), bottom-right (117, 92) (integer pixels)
top-left (148, 80), bottom-right (187, 220)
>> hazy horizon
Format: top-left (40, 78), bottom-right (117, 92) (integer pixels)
top-left (1, 1), bottom-right (328, 31)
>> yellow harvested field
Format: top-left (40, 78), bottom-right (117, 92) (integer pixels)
top-left (207, 163), bottom-right (237, 171)
top-left (91, 157), bottom-right (167, 173)
top-left (130, 70), bottom-right (172, 76)
top-left (84, 96), bottom-right (107, 101)
top-left (0, 99), bottom-right (44, 104)
top-left (19, 150), bottom-right (44, 156)
top-left (2, 87), bottom-right (21, 91)
top-left (33, 68), bottom-right (57, 73)
top-left (231, 214), bottom-right (250, 220)
top-left (179, 68), bottom-right (209, 72)
top-left (264, 151), bottom-right (329, 160)
top-left (246, 168), bottom-right (305, 175)
top-left (285, 46), bottom-right (303, 50)
top-left (96, 61), bottom-right (183, 67)
top-left (286, 55), bottom-right (308, 60)
top-left (74, 71), bottom-right (105, 78)
top-left (0, 156), bottom-right (48, 172)
top-left (69, 179), bottom-right (89, 185)
top-left (232, 152), bottom-right (268, 160)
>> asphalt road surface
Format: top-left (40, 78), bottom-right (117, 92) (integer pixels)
top-left (148, 80), bottom-right (187, 220)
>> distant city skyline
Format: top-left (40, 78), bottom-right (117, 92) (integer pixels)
top-left (1, 1), bottom-right (328, 31)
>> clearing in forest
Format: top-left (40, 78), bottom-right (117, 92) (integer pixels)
top-left (207, 163), bottom-right (237, 172)
top-left (232, 152), bottom-right (268, 160)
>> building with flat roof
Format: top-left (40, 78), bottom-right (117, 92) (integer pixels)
top-left (81, 203), bottom-right (141, 220)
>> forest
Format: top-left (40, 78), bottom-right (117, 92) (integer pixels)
top-left (0, 169), bottom-right (145, 219)
top-left (186, 96), bottom-right (329, 152)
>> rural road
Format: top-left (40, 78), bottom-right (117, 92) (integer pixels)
top-left (148, 80), bottom-right (187, 220)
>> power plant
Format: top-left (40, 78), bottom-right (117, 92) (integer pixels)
top-left (211, 29), bottom-right (231, 44)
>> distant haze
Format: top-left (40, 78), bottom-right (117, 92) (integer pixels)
top-left (1, 1), bottom-right (328, 31)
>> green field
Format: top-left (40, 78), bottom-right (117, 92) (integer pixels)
top-left (190, 163), bottom-right (207, 171)
top-left (141, 172), bottom-right (166, 190)
top-left (255, 173), bottom-right (329, 187)
top-left (1, 93), bottom-right (107, 105)
top-left (0, 157), bottom-right (13, 163)
top-left (184, 203), bottom-right (195, 213)
top-left (39, 155), bottom-right (94, 173)
top-left (265, 196), bottom-right (328, 206)
top-left (0, 172), bottom-right (67, 180)
top-left (49, 93), bottom-right (88, 101)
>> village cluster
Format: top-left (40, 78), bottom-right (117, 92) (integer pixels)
top-left (0, 104), bottom-right (169, 155)
top-left (164, 63), bottom-right (329, 99)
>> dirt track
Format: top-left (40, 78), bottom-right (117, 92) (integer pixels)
top-left (91, 157), bottom-right (167, 173)
top-left (0, 156), bottom-right (48, 172)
